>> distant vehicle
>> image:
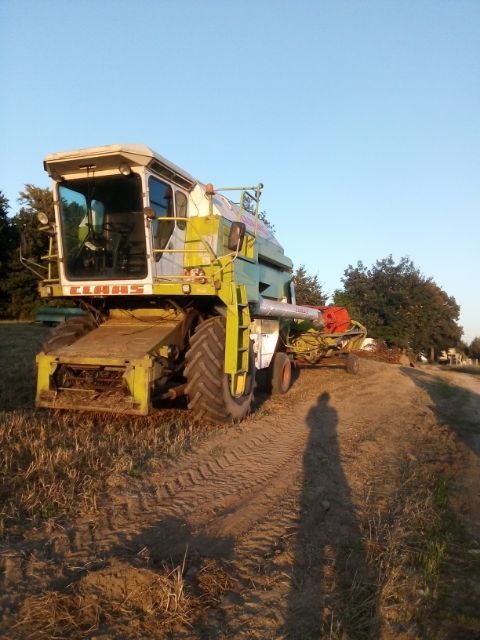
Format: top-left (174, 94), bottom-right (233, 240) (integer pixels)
top-left (35, 306), bottom-right (87, 326)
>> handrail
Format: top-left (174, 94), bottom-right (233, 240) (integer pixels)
top-left (206, 184), bottom-right (263, 232)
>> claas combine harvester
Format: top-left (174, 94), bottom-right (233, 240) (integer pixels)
top-left (27, 144), bottom-right (366, 423)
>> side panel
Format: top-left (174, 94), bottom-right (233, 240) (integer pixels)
top-left (250, 319), bottom-right (280, 369)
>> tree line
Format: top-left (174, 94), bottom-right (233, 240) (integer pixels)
top-left (0, 186), bottom-right (474, 358)
top-left (1, 186), bottom-right (53, 317)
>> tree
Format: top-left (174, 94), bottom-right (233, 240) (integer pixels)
top-left (3, 185), bottom-right (53, 317)
top-left (242, 193), bottom-right (276, 233)
top-left (334, 255), bottom-right (462, 354)
top-left (469, 337), bottom-right (480, 360)
top-left (258, 210), bottom-right (275, 233)
top-left (294, 265), bottom-right (327, 306)
top-left (0, 192), bottom-right (17, 316)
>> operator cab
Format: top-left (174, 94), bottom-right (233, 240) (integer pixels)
top-left (45, 144), bottom-right (197, 287)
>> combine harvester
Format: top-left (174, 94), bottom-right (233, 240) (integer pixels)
top-left (28, 144), bottom-right (366, 422)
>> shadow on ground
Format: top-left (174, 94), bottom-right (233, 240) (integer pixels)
top-left (284, 391), bottom-right (380, 639)
top-left (401, 366), bottom-right (480, 449)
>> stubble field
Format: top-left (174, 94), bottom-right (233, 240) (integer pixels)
top-left (1, 323), bottom-right (479, 639)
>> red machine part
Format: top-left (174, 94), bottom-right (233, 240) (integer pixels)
top-left (314, 306), bottom-right (351, 334)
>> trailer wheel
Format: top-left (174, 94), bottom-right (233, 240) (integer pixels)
top-left (185, 316), bottom-right (255, 423)
top-left (346, 353), bottom-right (360, 375)
top-left (269, 352), bottom-right (292, 394)
top-left (43, 316), bottom-right (96, 354)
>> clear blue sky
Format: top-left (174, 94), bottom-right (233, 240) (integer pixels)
top-left (1, 0), bottom-right (479, 342)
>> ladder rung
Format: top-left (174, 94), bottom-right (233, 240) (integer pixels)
top-left (238, 324), bottom-right (249, 329)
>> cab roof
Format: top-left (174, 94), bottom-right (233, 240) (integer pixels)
top-left (44, 143), bottom-right (197, 191)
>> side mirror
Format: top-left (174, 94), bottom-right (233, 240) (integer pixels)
top-left (227, 221), bottom-right (246, 252)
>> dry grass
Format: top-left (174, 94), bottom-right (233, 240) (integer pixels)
top-left (196, 558), bottom-right (236, 605)
top-left (15, 558), bottom-right (195, 639)
top-left (0, 322), bottom-right (49, 410)
top-left (366, 467), bottom-right (452, 632)
top-left (450, 365), bottom-right (480, 376)
top-left (331, 434), bottom-right (480, 639)
top-left (308, 412), bottom-right (479, 640)
top-left (0, 324), bottom-right (207, 538)
top-left (13, 555), bottom-right (238, 638)
top-left (0, 409), bottom-right (201, 537)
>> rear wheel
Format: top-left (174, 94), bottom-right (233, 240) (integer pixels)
top-left (185, 316), bottom-right (255, 423)
top-left (346, 353), bottom-right (360, 374)
top-left (43, 316), bottom-right (96, 353)
top-left (269, 352), bottom-right (292, 394)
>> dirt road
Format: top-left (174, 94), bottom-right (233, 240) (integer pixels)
top-left (1, 359), bottom-right (479, 639)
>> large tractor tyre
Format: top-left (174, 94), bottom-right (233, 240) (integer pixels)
top-left (269, 352), bottom-right (292, 395)
top-left (43, 316), bottom-right (96, 354)
top-left (185, 316), bottom-right (255, 423)
top-left (346, 353), bottom-right (360, 375)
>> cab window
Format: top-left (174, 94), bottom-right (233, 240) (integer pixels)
top-left (175, 191), bottom-right (188, 230)
top-left (149, 176), bottom-right (174, 260)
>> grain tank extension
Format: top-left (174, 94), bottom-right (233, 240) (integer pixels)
top-left (31, 144), bottom-right (366, 422)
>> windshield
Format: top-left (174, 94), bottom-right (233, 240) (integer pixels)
top-left (58, 174), bottom-right (147, 280)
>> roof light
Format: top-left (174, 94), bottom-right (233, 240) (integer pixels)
top-left (119, 162), bottom-right (131, 176)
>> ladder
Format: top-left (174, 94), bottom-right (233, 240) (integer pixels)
top-left (225, 284), bottom-right (251, 396)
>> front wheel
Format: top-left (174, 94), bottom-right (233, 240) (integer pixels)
top-left (184, 316), bottom-right (255, 423)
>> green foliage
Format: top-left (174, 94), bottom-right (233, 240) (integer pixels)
top-left (0, 192), bottom-right (17, 316)
top-left (334, 255), bottom-right (462, 352)
top-left (469, 337), bottom-right (480, 360)
top-left (0, 192), bottom-right (13, 269)
top-left (258, 209), bottom-right (275, 233)
top-left (332, 288), bottom-right (361, 322)
top-left (2, 185), bottom-right (53, 318)
top-left (294, 265), bottom-right (327, 306)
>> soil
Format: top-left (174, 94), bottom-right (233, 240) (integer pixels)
top-left (1, 359), bottom-right (479, 639)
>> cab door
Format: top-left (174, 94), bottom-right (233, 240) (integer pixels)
top-left (148, 175), bottom-right (188, 278)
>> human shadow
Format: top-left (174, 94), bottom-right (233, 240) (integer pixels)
top-left (285, 392), bottom-right (380, 639)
